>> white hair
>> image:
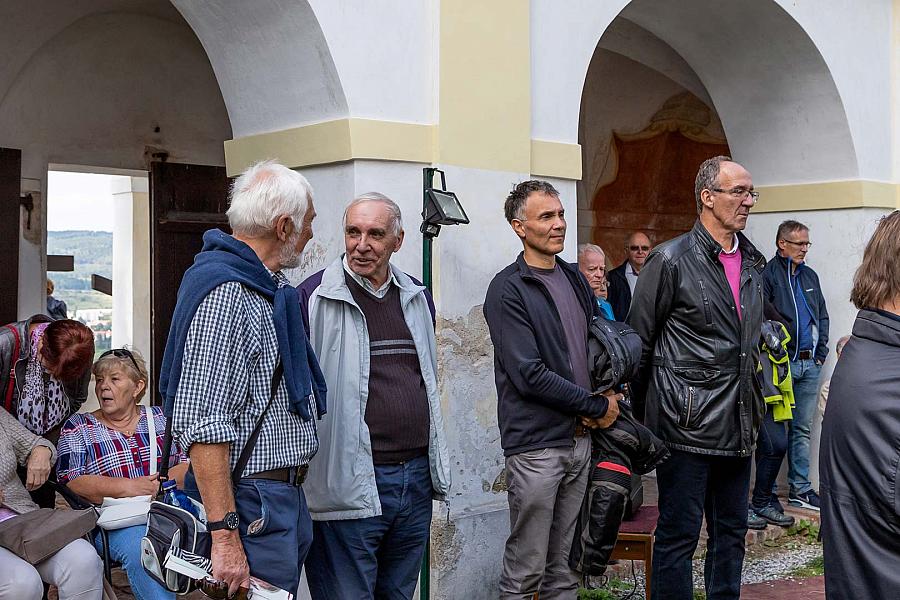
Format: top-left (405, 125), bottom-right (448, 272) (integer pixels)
top-left (578, 243), bottom-right (606, 261)
top-left (226, 160), bottom-right (313, 237)
top-left (342, 192), bottom-right (403, 236)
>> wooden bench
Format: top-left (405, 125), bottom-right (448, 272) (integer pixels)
top-left (610, 504), bottom-right (659, 600)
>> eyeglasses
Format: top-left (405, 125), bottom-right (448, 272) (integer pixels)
top-left (98, 348), bottom-right (141, 375)
top-left (628, 245), bottom-right (650, 252)
top-left (712, 187), bottom-right (760, 204)
top-left (782, 239), bottom-right (812, 249)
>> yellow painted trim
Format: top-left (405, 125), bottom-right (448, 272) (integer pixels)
top-left (754, 181), bottom-right (900, 212)
top-left (438, 0), bottom-right (530, 173)
top-left (224, 119), bottom-right (433, 177)
top-left (531, 140), bottom-right (582, 180)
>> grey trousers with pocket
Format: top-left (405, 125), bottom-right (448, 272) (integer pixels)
top-left (499, 435), bottom-right (591, 600)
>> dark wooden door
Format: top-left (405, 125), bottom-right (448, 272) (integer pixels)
top-left (150, 161), bottom-right (229, 400)
top-left (0, 148), bottom-right (21, 325)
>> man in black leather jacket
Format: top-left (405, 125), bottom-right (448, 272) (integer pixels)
top-left (628, 156), bottom-right (766, 600)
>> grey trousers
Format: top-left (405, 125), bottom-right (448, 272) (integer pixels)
top-left (500, 435), bottom-right (591, 600)
top-left (0, 537), bottom-right (103, 600)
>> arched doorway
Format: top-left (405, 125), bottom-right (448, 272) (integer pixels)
top-left (576, 0), bottom-right (858, 266)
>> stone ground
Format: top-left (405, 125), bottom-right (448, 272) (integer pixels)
top-left (586, 474), bottom-right (825, 599)
top-left (52, 475), bottom-right (824, 600)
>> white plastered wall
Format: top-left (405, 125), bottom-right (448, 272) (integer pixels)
top-left (1, 10), bottom-right (231, 319)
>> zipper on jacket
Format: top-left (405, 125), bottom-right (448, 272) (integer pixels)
top-left (680, 386), bottom-right (695, 428)
top-left (698, 280), bottom-right (713, 326)
top-left (785, 260), bottom-right (800, 361)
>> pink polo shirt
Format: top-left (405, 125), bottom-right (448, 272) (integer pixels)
top-left (718, 236), bottom-right (742, 320)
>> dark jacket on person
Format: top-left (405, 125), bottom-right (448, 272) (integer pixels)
top-left (483, 253), bottom-right (608, 457)
top-left (762, 253), bottom-right (829, 363)
top-left (820, 308), bottom-right (900, 599)
top-left (607, 261), bottom-right (633, 321)
top-left (46, 296), bottom-right (68, 321)
top-left (627, 221), bottom-right (766, 457)
top-left (0, 315), bottom-right (90, 420)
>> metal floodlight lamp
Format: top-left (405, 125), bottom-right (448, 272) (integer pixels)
top-left (420, 169), bottom-right (469, 240)
top-left (417, 166), bottom-right (469, 599)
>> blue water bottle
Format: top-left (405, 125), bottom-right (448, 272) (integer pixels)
top-left (161, 479), bottom-right (201, 520)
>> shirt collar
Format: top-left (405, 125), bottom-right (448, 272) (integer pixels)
top-left (264, 265), bottom-right (290, 288)
top-left (342, 255), bottom-right (396, 295)
top-left (720, 235), bottom-right (740, 255)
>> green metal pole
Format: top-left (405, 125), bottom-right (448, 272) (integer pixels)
top-left (420, 168), bottom-right (433, 600)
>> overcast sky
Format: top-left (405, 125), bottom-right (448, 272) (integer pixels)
top-left (47, 171), bottom-right (129, 232)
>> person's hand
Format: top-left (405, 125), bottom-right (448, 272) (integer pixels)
top-left (25, 445), bottom-right (52, 490)
top-left (126, 474), bottom-right (161, 497)
top-left (594, 390), bottom-right (622, 429)
top-left (210, 531), bottom-right (250, 597)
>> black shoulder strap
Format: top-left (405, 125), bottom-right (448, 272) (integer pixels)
top-left (158, 360), bottom-right (284, 487)
top-left (231, 360), bottom-right (283, 483)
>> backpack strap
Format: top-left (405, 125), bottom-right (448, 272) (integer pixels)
top-left (4, 324), bottom-right (21, 413)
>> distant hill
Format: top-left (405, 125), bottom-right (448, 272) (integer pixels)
top-left (47, 230), bottom-right (113, 310)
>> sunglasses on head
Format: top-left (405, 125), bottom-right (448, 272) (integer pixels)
top-left (98, 348), bottom-right (141, 375)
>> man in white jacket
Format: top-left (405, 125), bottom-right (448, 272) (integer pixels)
top-left (298, 193), bottom-right (451, 600)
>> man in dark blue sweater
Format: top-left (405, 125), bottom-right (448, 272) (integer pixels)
top-left (484, 180), bottom-right (620, 599)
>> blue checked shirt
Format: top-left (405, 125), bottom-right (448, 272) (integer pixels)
top-left (172, 270), bottom-right (318, 477)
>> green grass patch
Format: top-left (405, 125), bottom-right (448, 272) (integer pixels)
top-left (788, 555), bottom-right (825, 578)
top-left (786, 518), bottom-right (820, 543)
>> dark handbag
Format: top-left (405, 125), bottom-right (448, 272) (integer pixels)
top-left (141, 361), bottom-right (283, 593)
top-left (0, 507), bottom-right (97, 564)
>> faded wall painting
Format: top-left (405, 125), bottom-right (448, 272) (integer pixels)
top-left (591, 92), bottom-right (729, 267)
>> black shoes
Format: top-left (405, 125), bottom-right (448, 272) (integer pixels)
top-left (753, 504), bottom-right (795, 528)
top-left (747, 509), bottom-right (767, 530)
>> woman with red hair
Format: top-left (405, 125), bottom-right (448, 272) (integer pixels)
top-left (0, 314), bottom-right (93, 507)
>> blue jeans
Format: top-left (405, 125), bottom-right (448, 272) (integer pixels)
top-left (305, 456), bottom-right (433, 600)
top-left (751, 408), bottom-right (788, 509)
top-left (234, 478), bottom-right (313, 593)
top-left (786, 359), bottom-right (821, 495)
top-left (652, 450), bottom-right (751, 600)
top-left (95, 525), bottom-right (174, 600)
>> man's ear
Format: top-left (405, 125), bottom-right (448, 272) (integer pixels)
top-left (393, 229), bottom-right (405, 252)
top-left (510, 219), bottom-right (526, 240)
top-left (274, 214), bottom-right (294, 241)
top-left (700, 189), bottom-right (715, 211)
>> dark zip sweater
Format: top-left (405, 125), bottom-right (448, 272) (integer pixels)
top-left (484, 253), bottom-right (607, 456)
top-left (762, 253), bottom-right (830, 363)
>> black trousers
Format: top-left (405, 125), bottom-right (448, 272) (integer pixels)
top-left (652, 449), bottom-right (751, 600)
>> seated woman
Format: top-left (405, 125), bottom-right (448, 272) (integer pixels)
top-left (57, 349), bottom-right (188, 600)
top-left (0, 316), bottom-right (94, 507)
top-left (0, 406), bottom-right (102, 600)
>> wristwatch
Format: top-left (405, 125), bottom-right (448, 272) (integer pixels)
top-left (207, 511), bottom-right (239, 532)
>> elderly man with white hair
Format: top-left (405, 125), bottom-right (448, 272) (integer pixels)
top-left (578, 243), bottom-right (616, 320)
top-left (299, 193), bottom-right (451, 600)
top-left (163, 160), bottom-right (327, 597)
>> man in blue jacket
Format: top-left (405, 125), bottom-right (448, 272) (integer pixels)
top-left (484, 180), bottom-right (620, 599)
top-left (762, 220), bottom-right (829, 511)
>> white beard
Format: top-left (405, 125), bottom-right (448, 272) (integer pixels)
top-left (278, 230), bottom-right (303, 269)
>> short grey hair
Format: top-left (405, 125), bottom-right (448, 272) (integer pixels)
top-left (343, 192), bottom-right (403, 236)
top-left (578, 243), bottom-right (605, 262)
top-left (504, 180), bottom-right (560, 223)
top-left (227, 160), bottom-right (313, 237)
top-left (694, 155), bottom-right (733, 214)
top-left (776, 220), bottom-right (809, 244)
